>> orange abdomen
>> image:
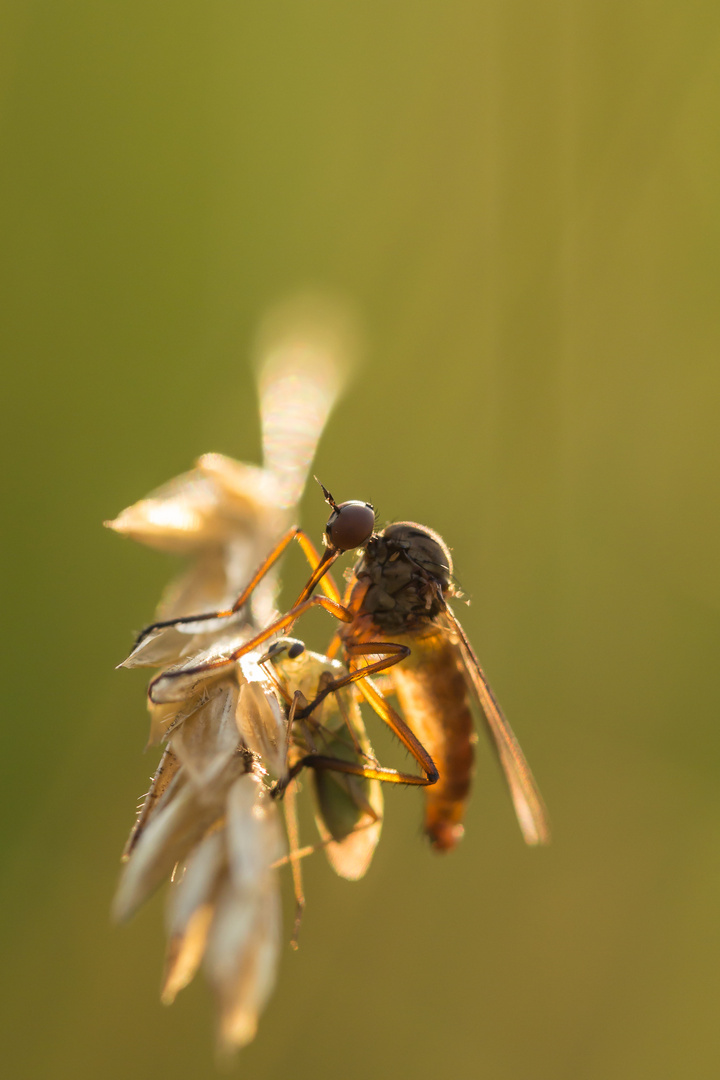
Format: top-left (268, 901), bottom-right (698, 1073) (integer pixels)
top-left (389, 630), bottom-right (475, 851)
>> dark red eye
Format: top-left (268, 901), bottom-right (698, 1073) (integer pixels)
top-left (324, 501), bottom-right (375, 552)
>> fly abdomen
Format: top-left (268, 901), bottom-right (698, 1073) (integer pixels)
top-left (388, 631), bottom-right (475, 852)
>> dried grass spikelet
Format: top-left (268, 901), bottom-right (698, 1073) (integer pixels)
top-left (164, 771), bottom-right (285, 1053)
top-left (106, 294), bottom-right (355, 668)
top-left (122, 652), bottom-right (286, 862)
top-left (115, 655), bottom-right (288, 1052)
top-left (201, 774), bottom-right (284, 1050)
top-left (119, 761), bottom-right (285, 1053)
top-left (116, 637), bottom-right (384, 1052)
top-left (110, 297), bottom-right (362, 1052)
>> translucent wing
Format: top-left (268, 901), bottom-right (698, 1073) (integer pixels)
top-left (441, 605), bottom-right (550, 846)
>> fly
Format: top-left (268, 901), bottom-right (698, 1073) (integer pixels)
top-left (325, 518), bottom-right (550, 849)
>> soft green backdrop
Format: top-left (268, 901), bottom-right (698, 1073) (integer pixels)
top-left (3, 3), bottom-right (720, 1078)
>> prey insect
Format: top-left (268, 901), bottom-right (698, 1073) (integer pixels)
top-left (261, 637), bottom-right (383, 883)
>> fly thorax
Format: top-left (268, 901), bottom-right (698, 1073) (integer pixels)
top-left (356, 523), bottom-right (453, 632)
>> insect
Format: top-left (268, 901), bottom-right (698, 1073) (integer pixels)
top-left (326, 519), bottom-right (550, 849)
top-left (261, 637), bottom-right (383, 883)
top-left (129, 488), bottom-right (549, 850)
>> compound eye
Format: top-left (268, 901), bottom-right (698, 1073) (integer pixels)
top-left (325, 501), bottom-right (375, 552)
top-left (262, 637), bottom-right (305, 662)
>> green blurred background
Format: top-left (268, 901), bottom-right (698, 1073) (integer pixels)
top-left (3, 2), bottom-right (720, 1077)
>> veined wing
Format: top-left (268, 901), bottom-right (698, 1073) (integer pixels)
top-left (440, 605), bottom-right (550, 846)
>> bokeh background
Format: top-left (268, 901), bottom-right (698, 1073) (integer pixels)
top-left (3, 3), bottom-right (720, 1078)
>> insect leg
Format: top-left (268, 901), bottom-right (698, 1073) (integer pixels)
top-left (148, 595), bottom-right (353, 703)
top-left (350, 672), bottom-right (439, 786)
top-left (291, 535), bottom-right (343, 606)
top-left (272, 648), bottom-right (438, 791)
top-left (297, 642), bottom-right (410, 715)
top-left (294, 642), bottom-right (438, 787)
top-left (275, 753), bottom-right (435, 793)
top-left (281, 704), bottom-right (305, 950)
top-left (131, 526), bottom-right (343, 651)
